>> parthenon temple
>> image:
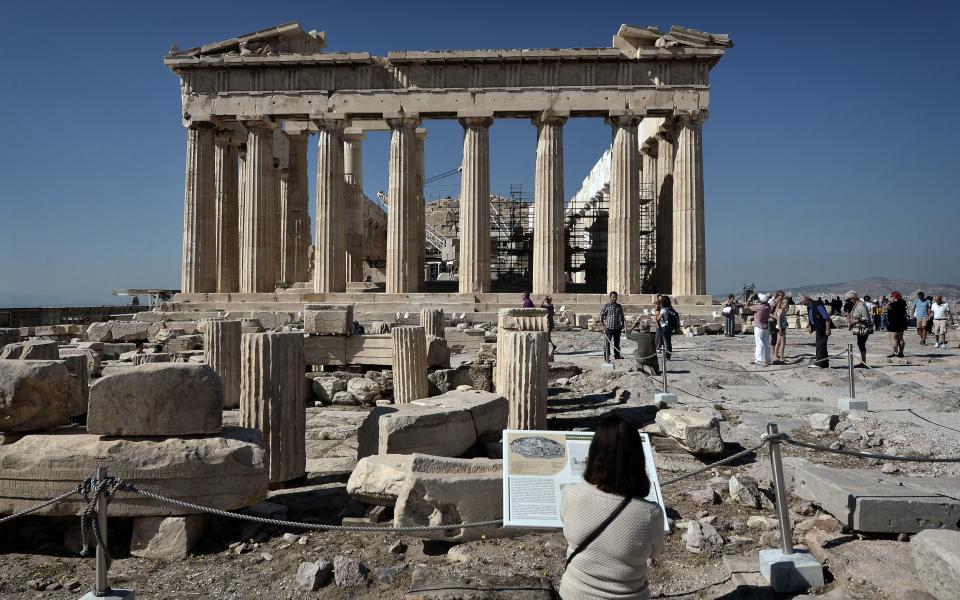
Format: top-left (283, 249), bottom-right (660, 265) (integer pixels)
top-left (166, 22), bottom-right (731, 313)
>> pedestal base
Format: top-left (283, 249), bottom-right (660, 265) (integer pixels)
top-left (79, 589), bottom-right (136, 600)
top-left (838, 397), bottom-right (868, 411)
top-left (758, 548), bottom-right (824, 593)
top-left (654, 392), bottom-right (677, 407)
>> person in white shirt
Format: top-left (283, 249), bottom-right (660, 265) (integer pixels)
top-left (931, 296), bottom-right (951, 349)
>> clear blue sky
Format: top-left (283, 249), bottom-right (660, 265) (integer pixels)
top-left (1, 0), bottom-right (957, 306)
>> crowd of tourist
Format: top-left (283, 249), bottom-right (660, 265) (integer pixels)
top-left (731, 289), bottom-right (954, 367)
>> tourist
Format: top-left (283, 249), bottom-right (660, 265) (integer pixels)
top-left (750, 293), bottom-right (772, 366)
top-left (521, 292), bottom-right (534, 309)
top-left (846, 292), bottom-right (872, 367)
top-left (931, 295), bottom-right (951, 349)
top-left (871, 296), bottom-right (884, 332)
top-left (722, 294), bottom-right (738, 337)
top-left (773, 294), bottom-right (790, 363)
top-left (802, 295), bottom-right (832, 368)
top-left (769, 291), bottom-right (784, 348)
top-left (559, 414), bottom-right (664, 600)
top-left (656, 296), bottom-right (678, 360)
top-left (914, 292), bottom-right (932, 346)
top-left (886, 291), bottom-right (908, 357)
top-left (598, 291), bottom-right (625, 362)
top-left (879, 295), bottom-right (890, 331)
top-left (540, 296), bottom-right (557, 354)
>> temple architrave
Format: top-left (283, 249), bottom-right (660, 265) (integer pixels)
top-left (165, 22), bottom-right (731, 316)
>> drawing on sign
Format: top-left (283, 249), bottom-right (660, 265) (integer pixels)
top-left (509, 436), bottom-right (565, 459)
top-left (569, 443), bottom-right (589, 475)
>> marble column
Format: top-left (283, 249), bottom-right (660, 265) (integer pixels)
top-left (313, 119), bottom-right (347, 293)
top-left (458, 117), bottom-right (493, 295)
top-left (386, 116), bottom-right (420, 293)
top-left (420, 308), bottom-right (445, 338)
top-left (240, 332), bottom-right (305, 483)
top-left (672, 110), bottom-right (708, 296)
top-left (655, 121), bottom-right (675, 294)
top-left (204, 320), bottom-right (241, 409)
top-left (181, 122), bottom-right (217, 293)
top-left (391, 326), bottom-right (428, 403)
top-left (282, 132), bottom-right (310, 284)
top-left (640, 138), bottom-right (659, 292)
top-left (497, 330), bottom-right (550, 430)
top-left (415, 128), bottom-right (427, 286)
top-left (214, 133), bottom-right (239, 293)
top-left (605, 114), bottom-right (642, 295)
top-left (239, 122), bottom-right (278, 293)
top-left (343, 129), bottom-right (365, 283)
top-left (532, 113), bottom-right (566, 295)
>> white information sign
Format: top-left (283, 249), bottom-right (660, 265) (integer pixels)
top-left (501, 429), bottom-right (668, 531)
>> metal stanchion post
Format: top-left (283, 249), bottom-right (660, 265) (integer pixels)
top-left (766, 423), bottom-right (793, 555)
top-left (661, 345), bottom-right (668, 393)
top-left (847, 343), bottom-right (855, 398)
top-left (95, 466), bottom-right (109, 595)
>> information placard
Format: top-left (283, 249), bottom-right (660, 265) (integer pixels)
top-left (501, 429), bottom-right (668, 531)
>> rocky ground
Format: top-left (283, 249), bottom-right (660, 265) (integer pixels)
top-left (2, 325), bottom-right (959, 599)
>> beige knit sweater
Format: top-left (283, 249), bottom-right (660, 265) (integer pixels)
top-left (559, 483), bottom-right (665, 600)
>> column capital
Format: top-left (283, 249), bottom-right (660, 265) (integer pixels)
top-left (675, 108), bottom-right (709, 125)
top-left (385, 113), bottom-right (421, 129)
top-left (459, 116), bottom-right (493, 129)
top-left (311, 117), bottom-right (346, 132)
top-left (415, 127), bottom-right (428, 140)
top-left (640, 139), bottom-right (658, 157)
top-left (187, 121), bottom-right (217, 131)
top-left (283, 120), bottom-right (312, 137)
top-left (532, 109), bottom-right (568, 127)
top-left (605, 111), bottom-right (642, 127)
top-left (238, 116), bottom-right (277, 130)
top-left (342, 127), bottom-right (366, 142)
top-left (654, 119), bottom-right (675, 142)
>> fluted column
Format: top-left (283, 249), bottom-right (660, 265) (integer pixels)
top-left (672, 110), bottom-right (708, 296)
top-left (532, 113), bottom-right (566, 295)
top-left (239, 122), bottom-right (278, 293)
top-left (458, 117), bottom-right (493, 295)
top-left (420, 308), bottom-right (445, 338)
top-left (497, 331), bottom-right (550, 429)
top-left (240, 332), bottom-right (305, 483)
top-left (181, 122), bottom-right (217, 293)
top-left (214, 133), bottom-right (239, 293)
top-left (343, 129), bottom-right (365, 282)
top-left (655, 120), bottom-right (675, 294)
top-left (204, 320), bottom-right (241, 408)
top-left (606, 114), bottom-right (643, 295)
top-left (640, 136), bottom-right (659, 292)
top-left (415, 128), bottom-right (427, 286)
top-left (391, 326), bottom-right (428, 403)
top-left (282, 132), bottom-right (310, 284)
top-left (386, 116), bottom-right (421, 293)
top-left (313, 119), bottom-right (347, 293)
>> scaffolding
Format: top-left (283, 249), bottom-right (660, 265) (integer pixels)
top-left (490, 185), bottom-right (533, 287)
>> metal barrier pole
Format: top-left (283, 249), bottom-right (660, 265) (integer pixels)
top-left (847, 344), bottom-right (856, 398)
top-left (661, 345), bottom-right (668, 393)
top-left (95, 466), bottom-right (109, 595)
top-left (766, 423), bottom-right (793, 555)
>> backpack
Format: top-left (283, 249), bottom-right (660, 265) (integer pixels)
top-left (666, 307), bottom-right (680, 333)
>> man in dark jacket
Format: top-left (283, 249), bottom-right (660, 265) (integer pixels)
top-left (802, 294), bottom-right (832, 368)
top-left (599, 291), bottom-right (626, 362)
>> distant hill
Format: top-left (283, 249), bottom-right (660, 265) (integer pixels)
top-left (780, 277), bottom-right (960, 300)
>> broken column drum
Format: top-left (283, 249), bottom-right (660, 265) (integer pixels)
top-left (497, 331), bottom-right (550, 430)
top-left (391, 326), bottom-right (428, 404)
top-left (240, 332), bottom-right (306, 483)
top-left (204, 320), bottom-right (242, 409)
top-left (420, 308), bottom-right (445, 338)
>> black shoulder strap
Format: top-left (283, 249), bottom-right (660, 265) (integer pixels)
top-left (566, 495), bottom-right (632, 567)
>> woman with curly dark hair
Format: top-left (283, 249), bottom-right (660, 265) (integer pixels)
top-left (559, 415), bottom-right (664, 599)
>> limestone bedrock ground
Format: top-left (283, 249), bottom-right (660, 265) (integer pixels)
top-left (2, 327), bottom-right (959, 599)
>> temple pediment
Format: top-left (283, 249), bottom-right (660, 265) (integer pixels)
top-left (614, 24), bottom-right (733, 56)
top-left (168, 22), bottom-right (326, 58)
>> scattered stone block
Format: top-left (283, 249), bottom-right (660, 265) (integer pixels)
top-left (0, 427), bottom-right (267, 516)
top-left (684, 520), bottom-right (723, 553)
top-left (331, 391), bottom-right (359, 405)
top-left (61, 354), bottom-right (89, 418)
top-left (0, 328), bottom-right (20, 351)
top-left (101, 343), bottom-right (136, 359)
top-left (428, 362), bottom-right (493, 394)
top-left (654, 392), bottom-right (677, 407)
top-left (406, 572), bottom-right (554, 599)
top-left (394, 454), bottom-right (505, 542)
top-left (311, 376), bottom-right (346, 404)
top-left (132, 352), bottom-right (170, 365)
top-left (87, 363), bottom-right (223, 436)
top-left (333, 555), bottom-right (367, 587)
top-left (655, 409), bottom-right (724, 454)
top-left (296, 559), bottom-right (333, 591)
top-left (911, 529), bottom-right (960, 600)
top-left (425, 335), bottom-right (451, 368)
top-left (758, 548), bottom-right (824, 593)
top-left (412, 390), bottom-right (508, 442)
top-left (347, 454), bottom-right (414, 506)
top-left (357, 402), bottom-right (476, 459)
top-left (304, 304), bottom-right (353, 335)
top-left (0, 360), bottom-right (73, 431)
top-left (347, 377), bottom-right (381, 405)
top-left (130, 515), bottom-right (205, 560)
top-left (0, 340), bottom-right (59, 360)
top-left (808, 413), bottom-right (839, 431)
top-left (728, 474), bottom-right (768, 509)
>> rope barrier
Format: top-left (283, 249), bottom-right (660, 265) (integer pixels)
top-left (659, 442), bottom-right (767, 486)
top-left (781, 436), bottom-right (960, 463)
top-left (0, 486), bottom-right (79, 525)
top-left (861, 362), bottom-right (960, 410)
